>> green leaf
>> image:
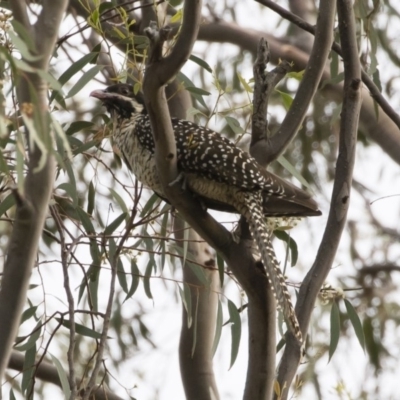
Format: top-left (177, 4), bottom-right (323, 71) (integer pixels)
top-left (344, 299), bottom-right (365, 351)
top-left (125, 259), bottom-right (140, 301)
top-left (9, 388), bottom-right (17, 400)
top-left (140, 192), bottom-right (160, 217)
top-left (76, 207), bottom-right (95, 234)
top-left (20, 306), bottom-right (38, 325)
top-left (177, 71), bottom-right (207, 108)
top-left (237, 72), bottom-right (253, 93)
top-left (287, 70), bottom-right (305, 80)
top-left (143, 260), bottom-right (153, 299)
top-left (110, 188), bottom-right (129, 215)
top-left (37, 69), bottom-right (62, 91)
top-left (211, 299), bottom-right (223, 356)
top-left (273, 230), bottom-right (298, 267)
top-left (216, 252), bottom-right (224, 287)
top-left (275, 89), bottom-right (293, 110)
top-left (11, 20), bottom-right (36, 53)
top-left (189, 54), bottom-right (212, 73)
top-left (57, 183), bottom-right (77, 206)
top-left (15, 321), bottom-right (42, 351)
top-left (57, 318), bottom-right (103, 340)
top-left (104, 212), bottom-right (127, 235)
top-left (50, 354), bottom-right (71, 400)
top-left (228, 300), bottom-right (241, 369)
top-left (372, 68), bottom-right (382, 92)
top-left (277, 155), bottom-right (312, 190)
top-left (8, 30), bottom-right (41, 62)
top-left (188, 262), bottom-right (209, 286)
top-left (225, 116), bottom-right (244, 134)
top-left (59, 53), bottom-right (98, 86)
top-left (66, 65), bottom-right (102, 98)
top-left (179, 283), bottom-right (193, 328)
top-left (329, 301), bottom-right (340, 362)
top-left (190, 289), bottom-right (200, 357)
top-left (117, 258), bottom-right (128, 293)
top-left (72, 139), bottom-right (100, 155)
top-left (21, 345), bottom-right (36, 396)
top-left (66, 120), bottom-right (95, 135)
top-left (159, 209), bottom-right (169, 270)
top-left (0, 193), bottom-right (15, 217)
top-left (88, 272), bottom-right (99, 311)
top-left (185, 86), bottom-right (211, 96)
top-left (170, 8), bottom-right (183, 23)
top-left (87, 180), bottom-right (95, 215)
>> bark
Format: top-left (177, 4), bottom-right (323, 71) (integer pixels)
top-left (275, 0), bottom-right (362, 397)
top-left (175, 218), bottom-right (220, 400)
top-left (0, 0), bottom-right (68, 383)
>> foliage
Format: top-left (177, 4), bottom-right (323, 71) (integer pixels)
top-left (1, 1), bottom-right (400, 399)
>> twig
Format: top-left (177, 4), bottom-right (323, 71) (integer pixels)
top-left (256, 0), bottom-right (400, 131)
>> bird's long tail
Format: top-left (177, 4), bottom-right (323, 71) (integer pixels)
top-left (236, 191), bottom-right (303, 343)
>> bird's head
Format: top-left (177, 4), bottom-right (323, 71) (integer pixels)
top-left (90, 83), bottom-right (146, 119)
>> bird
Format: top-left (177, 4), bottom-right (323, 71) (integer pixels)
top-left (90, 83), bottom-right (321, 343)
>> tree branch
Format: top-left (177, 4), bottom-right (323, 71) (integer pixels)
top-left (260, 0), bottom-right (336, 163)
top-left (256, 0), bottom-right (400, 136)
top-left (276, 0), bottom-right (361, 397)
top-left (0, 0), bottom-right (68, 382)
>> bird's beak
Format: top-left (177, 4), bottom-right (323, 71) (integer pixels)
top-left (90, 89), bottom-right (107, 100)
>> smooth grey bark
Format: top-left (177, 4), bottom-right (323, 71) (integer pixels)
top-left (251, 0), bottom-right (336, 165)
top-left (0, 0), bottom-right (68, 386)
top-left (275, 0), bottom-right (362, 397)
top-left (175, 218), bottom-right (220, 400)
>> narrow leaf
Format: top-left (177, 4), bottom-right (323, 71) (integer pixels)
top-left (178, 283), bottom-right (193, 328)
top-left (185, 86), bottom-right (211, 96)
top-left (57, 318), bottom-right (103, 339)
top-left (58, 53), bottom-right (98, 86)
top-left (237, 72), bottom-right (253, 92)
top-left (329, 301), bottom-right (340, 362)
top-left (14, 321), bottom-right (42, 351)
top-left (0, 193), bottom-right (15, 217)
top-left (143, 260), bottom-right (153, 299)
top-left (216, 252), bottom-right (224, 287)
top-left (117, 258), bottom-right (128, 293)
top-left (275, 89), bottom-right (293, 110)
top-left (125, 259), bottom-right (140, 301)
top-left (140, 192), bottom-right (160, 217)
top-left (273, 230), bottom-right (298, 267)
top-left (211, 299), bottom-right (223, 356)
top-left (344, 299), bottom-right (365, 351)
top-left (189, 54), bottom-right (212, 73)
top-left (87, 180), bottom-right (95, 215)
top-left (228, 300), bottom-right (241, 369)
top-left (66, 65), bottom-right (102, 98)
top-left (50, 354), bottom-right (71, 400)
top-left (225, 116), bottom-right (244, 134)
top-left (277, 155), bottom-right (312, 190)
top-left (21, 345), bottom-right (36, 395)
top-left (104, 212), bottom-right (127, 235)
top-left (110, 188), bottom-right (129, 215)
